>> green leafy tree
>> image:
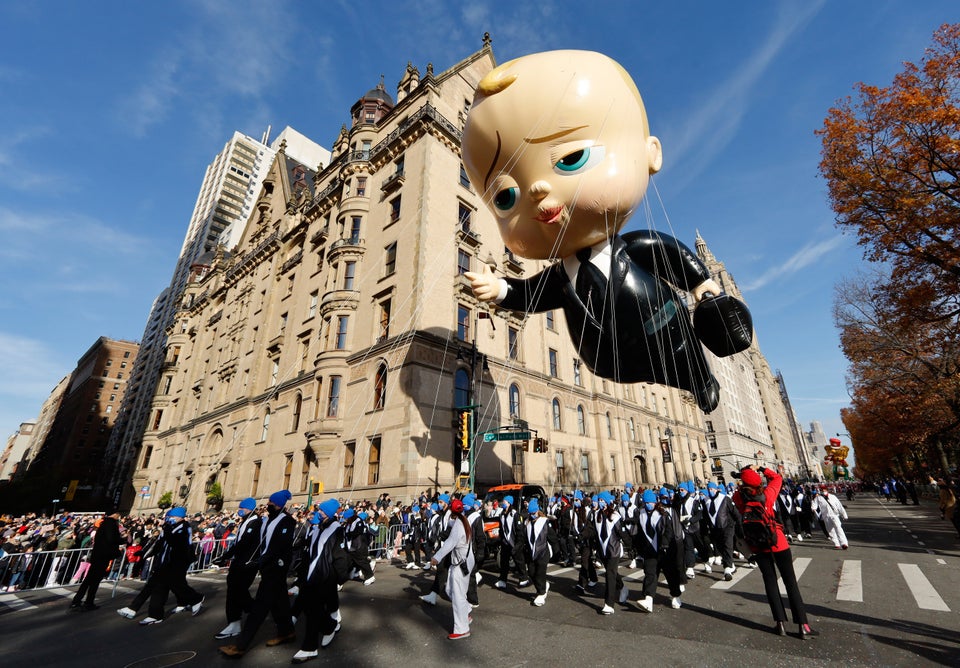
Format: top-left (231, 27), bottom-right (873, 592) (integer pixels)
top-left (206, 481), bottom-right (224, 510)
top-left (157, 491), bottom-right (173, 510)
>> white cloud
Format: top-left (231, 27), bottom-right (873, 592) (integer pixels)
top-left (742, 235), bottom-right (846, 291)
top-left (0, 332), bottom-right (66, 398)
top-left (667, 0), bottom-right (827, 191)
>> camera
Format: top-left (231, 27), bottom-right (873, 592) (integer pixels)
top-left (730, 470), bottom-right (741, 480)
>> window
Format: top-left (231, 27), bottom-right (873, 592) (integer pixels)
top-left (280, 312), bottom-right (288, 334)
top-left (299, 337), bottom-right (310, 371)
top-left (628, 417), bottom-right (636, 441)
top-left (252, 461), bottom-right (261, 497)
top-left (90, 402), bottom-right (97, 412)
top-left (109, 393), bottom-right (116, 402)
top-left (580, 453), bottom-right (590, 484)
top-left (152, 409), bottom-right (163, 430)
top-left (458, 203), bottom-right (472, 232)
top-left (548, 349), bottom-right (558, 377)
top-left (455, 369), bottom-right (471, 409)
top-left (124, 351), bottom-right (131, 358)
top-left (552, 398), bottom-right (562, 430)
top-left (335, 316), bottom-right (349, 349)
top-left (508, 326), bottom-right (519, 360)
top-left (610, 454), bottom-right (617, 477)
top-left (292, 395), bottom-right (302, 431)
top-left (509, 384), bottom-right (521, 418)
top-left (300, 457), bottom-right (310, 493)
top-left (120, 361), bottom-right (127, 369)
top-left (573, 359), bottom-right (582, 386)
top-left (327, 376), bottom-right (342, 417)
top-left (459, 163), bottom-right (471, 188)
top-left (349, 216), bottom-right (362, 243)
top-left (309, 291), bottom-right (318, 319)
top-left (545, 311), bottom-right (555, 331)
top-left (356, 177), bottom-right (366, 197)
top-left (378, 299), bottom-right (391, 341)
top-left (368, 437), bottom-right (381, 485)
top-left (98, 381), bottom-right (105, 388)
top-left (374, 363), bottom-right (387, 410)
top-left (389, 195), bottom-right (401, 222)
top-left (457, 305), bottom-right (471, 341)
top-left (457, 249), bottom-right (471, 275)
top-left (344, 442), bottom-right (355, 486)
top-left (384, 242), bottom-right (397, 277)
top-left (106, 359), bottom-right (113, 367)
top-left (395, 155), bottom-right (405, 176)
top-left (260, 409), bottom-right (271, 442)
top-left (343, 261), bottom-right (356, 289)
top-left (283, 454), bottom-right (293, 489)
top-left (106, 405), bottom-right (113, 414)
top-left (114, 383), bottom-right (120, 390)
top-left (141, 445), bottom-right (153, 469)
top-left (117, 372), bottom-right (123, 379)
top-left (576, 405), bottom-right (586, 435)
top-left (606, 412), bottom-right (613, 438)
top-left (171, 346), bottom-right (181, 364)
top-left (705, 420), bottom-right (714, 433)
top-left (270, 359), bottom-right (280, 385)
top-left (555, 450), bottom-right (565, 485)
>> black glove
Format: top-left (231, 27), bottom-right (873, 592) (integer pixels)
top-left (693, 293), bottom-right (753, 357)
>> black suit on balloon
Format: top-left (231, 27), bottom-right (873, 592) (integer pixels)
top-left (496, 231), bottom-right (752, 413)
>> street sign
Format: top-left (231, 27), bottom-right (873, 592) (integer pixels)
top-left (140, 486), bottom-right (150, 494)
top-left (483, 430), bottom-right (532, 442)
top-left (483, 432), bottom-right (496, 442)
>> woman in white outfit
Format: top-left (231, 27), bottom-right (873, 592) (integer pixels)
top-left (429, 498), bottom-right (474, 640)
top-left (814, 487), bottom-right (849, 549)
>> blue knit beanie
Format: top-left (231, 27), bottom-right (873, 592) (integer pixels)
top-left (318, 498), bottom-right (340, 520)
top-left (239, 497), bottom-right (257, 511)
top-left (268, 490), bottom-right (292, 507)
top-left (528, 498), bottom-right (540, 514)
top-left (166, 507), bottom-right (186, 518)
top-left (642, 489), bottom-right (657, 504)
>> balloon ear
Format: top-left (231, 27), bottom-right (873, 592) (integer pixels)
top-left (693, 294), bottom-right (753, 357)
top-left (647, 136), bottom-right (663, 174)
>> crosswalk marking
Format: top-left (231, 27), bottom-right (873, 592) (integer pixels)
top-left (547, 567), bottom-right (575, 577)
top-left (836, 560), bottom-right (863, 602)
top-left (898, 563), bottom-right (950, 611)
top-left (711, 566), bottom-right (752, 590)
top-left (778, 557), bottom-right (811, 595)
top-left (0, 595), bottom-right (36, 611)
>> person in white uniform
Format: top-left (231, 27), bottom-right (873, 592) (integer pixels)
top-left (429, 498), bottom-right (475, 640)
top-left (814, 487), bottom-right (849, 549)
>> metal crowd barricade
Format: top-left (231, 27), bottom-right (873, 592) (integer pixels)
top-left (0, 546), bottom-right (92, 594)
top-left (369, 523), bottom-right (408, 561)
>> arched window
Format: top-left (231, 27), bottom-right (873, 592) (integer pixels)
top-left (577, 405), bottom-right (586, 435)
top-left (292, 394), bottom-right (302, 431)
top-left (374, 363), bottom-right (387, 410)
top-left (454, 369), bottom-right (471, 409)
top-left (552, 398), bottom-right (562, 430)
top-left (509, 383), bottom-right (521, 418)
top-left (260, 409), bottom-right (271, 442)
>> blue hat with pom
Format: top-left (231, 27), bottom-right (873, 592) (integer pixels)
top-left (268, 490), bottom-right (292, 507)
top-left (239, 497), bottom-right (256, 511)
top-left (659, 487), bottom-right (670, 497)
top-left (318, 499), bottom-right (340, 520)
top-left (166, 507), bottom-right (186, 518)
top-left (462, 494), bottom-right (476, 508)
top-left (502, 495), bottom-right (514, 506)
top-left (573, 490), bottom-right (583, 500)
top-left (438, 494), bottom-right (451, 504)
top-left (707, 482), bottom-right (719, 491)
top-left (621, 493), bottom-right (631, 504)
top-left (597, 491), bottom-right (615, 506)
top-left (528, 498), bottom-right (540, 514)
top-left (358, 511), bottom-right (369, 521)
top-left (342, 508), bottom-right (356, 520)
top-left (309, 512), bottom-right (321, 525)
top-left (642, 489), bottom-right (657, 504)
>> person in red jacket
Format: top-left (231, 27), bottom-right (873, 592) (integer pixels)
top-left (733, 465), bottom-right (819, 640)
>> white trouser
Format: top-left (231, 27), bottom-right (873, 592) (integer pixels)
top-left (824, 516), bottom-right (847, 547)
top-left (445, 566), bottom-right (471, 634)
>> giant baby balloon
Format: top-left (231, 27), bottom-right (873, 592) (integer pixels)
top-left (462, 50), bottom-right (752, 413)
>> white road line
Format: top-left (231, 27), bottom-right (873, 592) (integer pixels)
top-left (623, 569), bottom-right (644, 582)
top-left (898, 563), bottom-right (950, 611)
top-left (836, 560), bottom-right (863, 602)
top-left (0, 596), bottom-right (36, 612)
top-left (711, 566), bottom-right (752, 590)
top-left (778, 557), bottom-right (811, 596)
top-left (547, 567), bottom-right (575, 577)
top-left (48, 587), bottom-right (76, 599)
top-left (937, 558), bottom-right (946, 565)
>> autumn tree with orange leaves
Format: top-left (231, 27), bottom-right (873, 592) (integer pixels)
top-left (820, 24), bottom-right (960, 478)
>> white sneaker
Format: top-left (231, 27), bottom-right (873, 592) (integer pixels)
top-left (601, 604), bottom-right (614, 614)
top-left (117, 607), bottom-right (136, 619)
top-left (422, 563), bottom-right (431, 570)
top-left (685, 567), bottom-right (695, 579)
top-left (171, 606), bottom-right (186, 614)
top-left (709, 556), bottom-right (719, 566)
top-left (533, 594), bottom-right (546, 607)
top-left (628, 559), bottom-right (637, 569)
top-left (363, 576), bottom-right (376, 586)
top-left (518, 579), bottom-right (530, 587)
top-left (294, 649), bottom-right (320, 661)
top-left (745, 561), bottom-right (757, 569)
top-left (723, 567), bottom-right (734, 581)
top-left (370, 559), bottom-right (377, 572)
top-left (321, 632), bottom-right (336, 647)
top-left (475, 572), bottom-right (482, 584)
top-left (291, 616), bottom-right (297, 626)
top-left (671, 596), bottom-right (682, 609)
top-left (638, 596), bottom-right (653, 612)
top-left (796, 534), bottom-right (804, 542)
top-left (494, 580), bottom-right (506, 589)
top-left (420, 591), bottom-right (437, 605)
top-left (702, 562), bottom-right (712, 573)
top-left (679, 584), bottom-right (686, 593)
top-left (215, 621), bottom-right (242, 639)
top-left (139, 616), bottom-right (162, 625)
top-left (330, 609), bottom-right (341, 623)
top-left (618, 586), bottom-right (629, 604)
top-left (288, 585), bottom-right (300, 596)
top-left (405, 562), bottom-right (418, 570)
top-left (337, 584), bottom-right (343, 591)
top-left (191, 596), bottom-right (204, 616)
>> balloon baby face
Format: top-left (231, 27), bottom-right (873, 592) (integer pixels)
top-left (462, 50), bottom-right (662, 260)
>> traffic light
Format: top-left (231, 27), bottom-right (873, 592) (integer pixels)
top-left (458, 410), bottom-right (470, 450)
top-left (532, 437), bottom-right (547, 453)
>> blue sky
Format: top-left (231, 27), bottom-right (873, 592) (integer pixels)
top-left (1, 1), bottom-right (955, 462)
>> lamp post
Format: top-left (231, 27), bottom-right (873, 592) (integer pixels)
top-left (456, 310), bottom-right (492, 492)
top-left (663, 427), bottom-right (678, 484)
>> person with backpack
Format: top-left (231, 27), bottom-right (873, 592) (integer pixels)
top-left (429, 498), bottom-right (474, 640)
top-left (734, 465), bottom-right (818, 640)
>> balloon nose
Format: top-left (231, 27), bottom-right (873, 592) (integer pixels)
top-left (529, 180), bottom-right (551, 200)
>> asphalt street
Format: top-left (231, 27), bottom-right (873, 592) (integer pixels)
top-left (2, 496), bottom-right (958, 667)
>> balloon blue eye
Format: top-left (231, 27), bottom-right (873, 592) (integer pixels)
top-left (553, 145), bottom-right (605, 175)
top-left (494, 187), bottom-right (518, 211)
